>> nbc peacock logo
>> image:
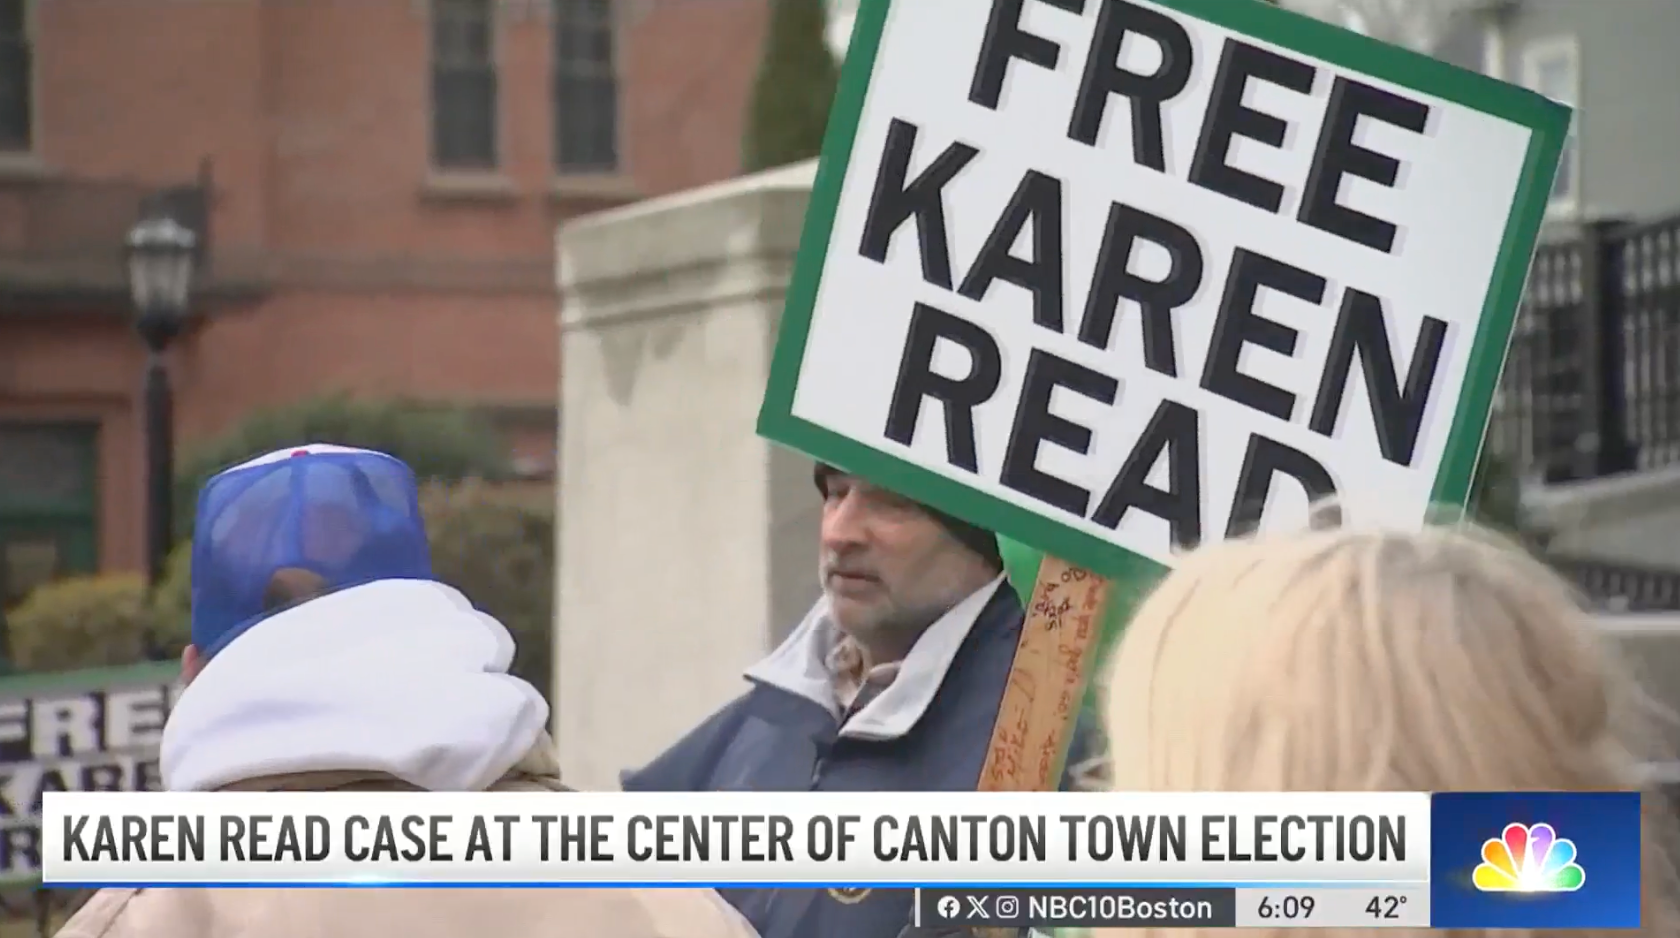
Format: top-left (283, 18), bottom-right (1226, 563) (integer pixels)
top-left (1473, 822), bottom-right (1586, 892)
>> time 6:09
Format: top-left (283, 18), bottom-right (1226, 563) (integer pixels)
top-left (1257, 895), bottom-right (1317, 919)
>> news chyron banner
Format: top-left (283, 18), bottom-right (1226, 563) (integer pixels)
top-left (42, 791), bottom-right (1640, 928)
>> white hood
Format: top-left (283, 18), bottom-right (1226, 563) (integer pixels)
top-left (162, 579), bottom-right (550, 793)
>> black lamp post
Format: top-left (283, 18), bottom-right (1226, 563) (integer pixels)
top-left (126, 216), bottom-right (197, 590)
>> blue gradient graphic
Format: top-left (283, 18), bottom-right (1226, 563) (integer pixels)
top-left (1431, 792), bottom-right (1641, 928)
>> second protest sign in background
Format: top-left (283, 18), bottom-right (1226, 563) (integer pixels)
top-left (758, 0), bottom-right (1569, 580)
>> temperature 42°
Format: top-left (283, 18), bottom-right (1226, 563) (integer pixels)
top-left (1367, 895), bottom-right (1409, 919)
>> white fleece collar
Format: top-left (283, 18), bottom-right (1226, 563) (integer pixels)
top-left (161, 579), bottom-right (550, 793)
top-left (744, 576), bottom-right (1005, 741)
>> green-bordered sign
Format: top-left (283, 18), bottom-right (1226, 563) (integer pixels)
top-left (0, 663), bottom-right (179, 885)
top-left (758, 0), bottom-right (1569, 578)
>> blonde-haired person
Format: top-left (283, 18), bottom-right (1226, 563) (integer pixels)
top-left (1092, 507), bottom-right (1680, 938)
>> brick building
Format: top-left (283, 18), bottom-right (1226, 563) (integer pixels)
top-left (0, 0), bottom-right (766, 603)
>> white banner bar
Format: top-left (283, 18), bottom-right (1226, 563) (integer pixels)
top-left (42, 790), bottom-right (1430, 886)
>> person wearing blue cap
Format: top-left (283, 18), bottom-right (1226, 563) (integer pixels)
top-left (56, 444), bottom-right (759, 938)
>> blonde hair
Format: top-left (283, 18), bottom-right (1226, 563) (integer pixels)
top-left (1097, 513), bottom-right (1679, 938)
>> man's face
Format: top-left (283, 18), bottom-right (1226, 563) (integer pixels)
top-left (817, 473), bottom-right (993, 650)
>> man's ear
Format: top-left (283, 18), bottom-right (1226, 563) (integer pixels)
top-left (181, 645), bottom-right (205, 687)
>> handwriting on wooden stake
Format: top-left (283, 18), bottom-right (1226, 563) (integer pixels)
top-left (979, 555), bottom-right (1112, 792)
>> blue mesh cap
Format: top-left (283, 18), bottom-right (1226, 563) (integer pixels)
top-left (190, 444), bottom-right (434, 658)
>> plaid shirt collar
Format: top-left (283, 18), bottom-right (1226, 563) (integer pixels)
top-left (827, 637), bottom-right (904, 712)
top-left (745, 575), bottom-right (1006, 741)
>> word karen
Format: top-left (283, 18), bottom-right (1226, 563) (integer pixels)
top-left (862, 0), bottom-right (1456, 549)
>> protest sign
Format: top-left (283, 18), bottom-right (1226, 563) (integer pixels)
top-left (758, 0), bottom-right (1569, 790)
top-left (0, 663), bottom-right (178, 884)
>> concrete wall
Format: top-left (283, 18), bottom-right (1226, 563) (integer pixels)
top-left (1528, 467), bottom-right (1680, 570)
top-left (1604, 615), bottom-right (1680, 723)
top-left (552, 161), bottom-right (823, 791)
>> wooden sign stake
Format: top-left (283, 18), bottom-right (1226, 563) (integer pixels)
top-left (978, 556), bottom-right (1113, 793)
top-left (968, 557), bottom-right (1111, 938)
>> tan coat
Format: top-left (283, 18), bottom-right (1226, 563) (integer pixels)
top-left (54, 744), bottom-right (759, 938)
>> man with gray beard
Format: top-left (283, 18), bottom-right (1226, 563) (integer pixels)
top-left (623, 463), bottom-right (1099, 938)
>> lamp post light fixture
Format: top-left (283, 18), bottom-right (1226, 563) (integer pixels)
top-left (126, 216), bottom-right (198, 589)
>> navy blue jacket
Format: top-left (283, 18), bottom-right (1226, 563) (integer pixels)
top-left (623, 581), bottom-right (1100, 938)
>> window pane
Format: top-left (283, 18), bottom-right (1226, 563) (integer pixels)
top-left (0, 38), bottom-right (27, 150)
top-left (1551, 139), bottom-right (1575, 201)
top-left (555, 24), bottom-right (612, 72)
top-left (435, 0), bottom-right (489, 27)
top-left (433, 0), bottom-right (491, 65)
top-left (584, 26), bottom-right (613, 67)
top-left (0, 425), bottom-right (95, 505)
top-left (556, 74), bottom-right (618, 172)
top-left (553, 0), bottom-right (617, 172)
top-left (554, 23), bottom-right (583, 64)
top-left (554, 0), bottom-right (610, 28)
top-left (1535, 58), bottom-right (1574, 104)
top-left (432, 69), bottom-right (497, 168)
top-left (435, 17), bottom-right (491, 65)
top-left (0, 0), bottom-right (22, 37)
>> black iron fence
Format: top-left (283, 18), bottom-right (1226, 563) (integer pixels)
top-left (1554, 554), bottom-right (1680, 612)
top-left (1484, 214), bottom-right (1680, 610)
top-left (1490, 214), bottom-right (1680, 483)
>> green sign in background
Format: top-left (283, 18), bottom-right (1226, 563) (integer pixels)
top-left (0, 662), bottom-right (179, 888)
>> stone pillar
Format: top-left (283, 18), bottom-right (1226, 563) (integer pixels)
top-left (552, 162), bottom-right (825, 791)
